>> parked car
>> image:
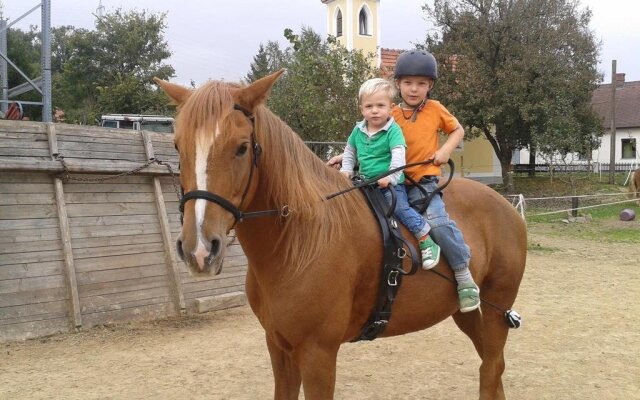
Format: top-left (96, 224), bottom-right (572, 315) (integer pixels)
top-left (100, 114), bottom-right (174, 133)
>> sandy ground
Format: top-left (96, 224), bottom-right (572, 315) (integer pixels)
top-left (1, 223), bottom-right (639, 400)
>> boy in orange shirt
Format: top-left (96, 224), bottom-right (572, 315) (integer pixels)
top-left (392, 49), bottom-right (479, 312)
top-left (329, 50), bottom-right (479, 313)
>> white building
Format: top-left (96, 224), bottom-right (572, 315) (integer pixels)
top-left (517, 73), bottom-right (640, 169)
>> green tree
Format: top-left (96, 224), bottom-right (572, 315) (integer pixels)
top-left (248, 28), bottom-right (378, 142)
top-left (245, 41), bottom-right (287, 83)
top-left (55, 9), bottom-right (175, 123)
top-left (422, 0), bottom-right (603, 181)
top-left (6, 27), bottom-right (41, 120)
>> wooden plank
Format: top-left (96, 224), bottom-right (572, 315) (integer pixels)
top-left (0, 228), bottom-right (61, 244)
top-left (195, 291), bottom-right (246, 313)
top-left (0, 260), bottom-right (63, 280)
top-left (74, 252), bottom-right (166, 273)
top-left (0, 172), bottom-right (53, 183)
top-left (0, 138), bottom-right (50, 149)
top-left (78, 275), bottom-right (167, 298)
top-left (57, 140), bottom-right (146, 155)
top-left (70, 223), bottom-right (162, 239)
top-left (0, 158), bottom-right (176, 175)
top-left (72, 242), bottom-right (164, 259)
top-left (0, 274), bottom-right (66, 295)
top-left (0, 286), bottom-right (68, 307)
top-left (0, 204), bottom-right (58, 219)
top-left (0, 132), bottom-right (48, 140)
top-left (0, 182), bottom-right (56, 194)
top-left (0, 249), bottom-right (63, 266)
top-left (0, 218), bottom-right (59, 230)
top-left (57, 133), bottom-right (146, 146)
top-left (0, 193), bottom-right (56, 205)
top-left (71, 233), bottom-right (162, 250)
top-left (57, 124), bottom-right (146, 140)
top-left (65, 202), bottom-right (157, 218)
top-left (62, 182), bottom-right (154, 193)
top-left (0, 239), bottom-right (61, 254)
top-left (0, 300), bottom-right (68, 324)
top-left (49, 122), bottom-right (82, 329)
top-left (0, 120), bottom-right (46, 132)
top-left (80, 302), bottom-right (175, 328)
top-left (80, 288), bottom-right (171, 313)
top-left (0, 147), bottom-right (51, 157)
top-left (143, 130), bottom-right (186, 313)
top-left (65, 192), bottom-right (155, 204)
top-left (76, 264), bottom-right (167, 286)
top-left (69, 214), bottom-right (159, 228)
top-left (54, 175), bottom-right (83, 327)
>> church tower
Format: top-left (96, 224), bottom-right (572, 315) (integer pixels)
top-left (321, 0), bottom-right (381, 67)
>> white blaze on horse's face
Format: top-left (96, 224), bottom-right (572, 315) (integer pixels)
top-left (191, 124), bottom-right (218, 269)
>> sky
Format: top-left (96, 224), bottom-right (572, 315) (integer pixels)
top-left (3, 0), bottom-right (639, 86)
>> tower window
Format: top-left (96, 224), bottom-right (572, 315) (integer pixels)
top-left (336, 9), bottom-right (343, 37)
top-left (359, 8), bottom-right (370, 35)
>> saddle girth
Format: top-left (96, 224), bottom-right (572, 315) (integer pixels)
top-left (352, 183), bottom-right (422, 342)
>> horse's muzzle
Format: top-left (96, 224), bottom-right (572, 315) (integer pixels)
top-left (176, 235), bottom-right (224, 275)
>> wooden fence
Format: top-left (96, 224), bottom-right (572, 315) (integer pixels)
top-left (0, 120), bottom-right (247, 342)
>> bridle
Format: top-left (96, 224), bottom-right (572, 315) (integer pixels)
top-left (178, 104), bottom-right (286, 228)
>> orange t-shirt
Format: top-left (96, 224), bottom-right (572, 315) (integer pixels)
top-left (391, 100), bottom-right (459, 182)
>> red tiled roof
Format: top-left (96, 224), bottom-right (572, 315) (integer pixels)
top-left (380, 48), bottom-right (403, 78)
top-left (591, 77), bottom-right (640, 129)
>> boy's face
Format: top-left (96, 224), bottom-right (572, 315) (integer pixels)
top-left (360, 91), bottom-right (392, 131)
top-left (396, 76), bottom-right (434, 107)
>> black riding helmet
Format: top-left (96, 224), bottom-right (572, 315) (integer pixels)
top-left (393, 49), bottom-right (437, 80)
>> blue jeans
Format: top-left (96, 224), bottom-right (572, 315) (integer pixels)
top-left (406, 177), bottom-right (471, 271)
top-left (382, 184), bottom-right (430, 239)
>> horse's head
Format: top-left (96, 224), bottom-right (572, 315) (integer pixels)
top-left (155, 70), bottom-right (285, 275)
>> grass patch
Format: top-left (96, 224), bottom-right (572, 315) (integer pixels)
top-left (495, 175), bottom-right (640, 244)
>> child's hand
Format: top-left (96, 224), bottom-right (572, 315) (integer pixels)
top-left (327, 154), bottom-right (344, 170)
top-left (377, 177), bottom-right (391, 188)
top-left (433, 149), bottom-right (451, 166)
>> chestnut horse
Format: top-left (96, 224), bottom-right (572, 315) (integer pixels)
top-left (155, 70), bottom-right (526, 400)
top-left (630, 168), bottom-right (640, 205)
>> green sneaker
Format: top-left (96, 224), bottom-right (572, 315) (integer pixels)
top-left (419, 235), bottom-right (441, 270)
top-left (458, 282), bottom-right (481, 313)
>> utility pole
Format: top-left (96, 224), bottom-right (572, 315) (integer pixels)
top-left (608, 60), bottom-right (616, 184)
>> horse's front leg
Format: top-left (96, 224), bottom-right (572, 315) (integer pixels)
top-left (266, 334), bottom-right (302, 400)
top-left (295, 342), bottom-right (339, 400)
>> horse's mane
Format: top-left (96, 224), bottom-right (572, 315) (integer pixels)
top-left (254, 105), bottom-right (370, 273)
top-left (176, 80), bottom-right (369, 274)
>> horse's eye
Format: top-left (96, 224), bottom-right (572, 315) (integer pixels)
top-left (236, 143), bottom-right (248, 156)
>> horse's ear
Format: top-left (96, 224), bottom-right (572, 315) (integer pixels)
top-left (237, 69), bottom-right (286, 110)
top-left (153, 77), bottom-right (191, 105)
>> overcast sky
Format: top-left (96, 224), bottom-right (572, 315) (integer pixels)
top-left (3, 0), bottom-right (639, 86)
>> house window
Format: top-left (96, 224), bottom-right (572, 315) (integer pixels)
top-left (359, 8), bottom-right (370, 35)
top-left (336, 9), bottom-right (342, 37)
top-left (621, 138), bottom-right (637, 159)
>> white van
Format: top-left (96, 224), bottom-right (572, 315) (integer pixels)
top-left (100, 114), bottom-right (174, 133)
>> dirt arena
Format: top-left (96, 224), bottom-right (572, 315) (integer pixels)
top-left (1, 222), bottom-right (638, 400)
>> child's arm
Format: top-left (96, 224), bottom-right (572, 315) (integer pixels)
top-left (434, 124), bottom-right (464, 166)
top-left (340, 143), bottom-right (357, 178)
top-left (379, 146), bottom-right (405, 188)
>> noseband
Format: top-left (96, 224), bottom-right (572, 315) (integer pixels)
top-left (178, 104), bottom-right (281, 227)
